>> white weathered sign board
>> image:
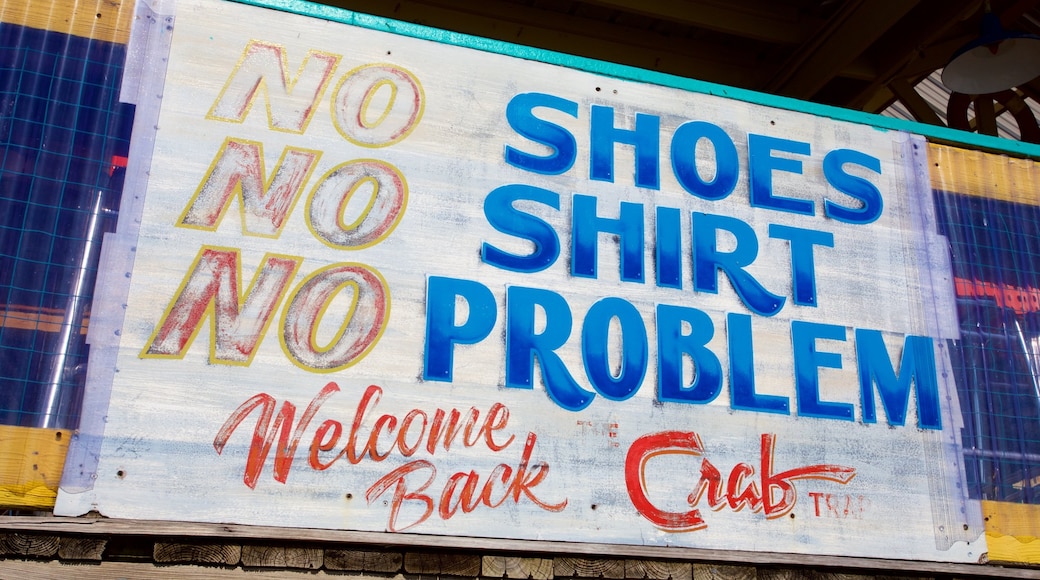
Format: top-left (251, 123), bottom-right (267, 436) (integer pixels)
top-left (57, 0), bottom-right (983, 563)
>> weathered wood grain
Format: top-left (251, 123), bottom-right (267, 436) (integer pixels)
top-left (240, 544), bottom-right (321, 569)
top-left (625, 559), bottom-right (692, 580)
top-left (692, 564), bottom-right (756, 580)
top-left (324, 548), bottom-right (402, 572)
top-left (483, 555), bottom-right (554, 579)
top-left (0, 559), bottom-right (341, 578)
top-left (810, 574), bottom-right (877, 580)
top-left (0, 516), bottom-right (1030, 579)
top-left (57, 536), bottom-right (107, 560)
top-left (755, 570), bottom-right (810, 580)
top-left (556, 557), bottom-right (626, 578)
top-left (153, 541), bottom-right (241, 565)
top-left (0, 532), bottom-right (59, 557)
top-left (404, 551), bottom-right (481, 575)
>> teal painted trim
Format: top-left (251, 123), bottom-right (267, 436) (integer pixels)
top-left (232, 0), bottom-right (1040, 160)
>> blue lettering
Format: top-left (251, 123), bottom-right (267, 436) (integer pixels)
top-left (729, 313), bottom-right (789, 414)
top-left (657, 305), bottom-right (722, 404)
top-left (655, 206), bottom-right (682, 289)
top-left (856, 330), bottom-right (942, 429)
top-left (572, 194), bottom-right (644, 282)
top-left (693, 212), bottom-right (785, 316)
top-left (504, 93), bottom-right (578, 175)
top-left (506, 286), bottom-right (594, 411)
top-left (671, 121), bottom-right (738, 200)
top-left (823, 149), bottom-right (884, 224)
top-left (590, 105), bottom-right (660, 189)
top-left (481, 184), bottom-right (560, 273)
top-left (423, 276), bottom-right (497, 381)
top-left (768, 224), bottom-right (834, 307)
top-left (582, 297), bottom-right (647, 401)
top-left (748, 134), bottom-right (813, 215)
top-left (791, 321), bottom-right (853, 421)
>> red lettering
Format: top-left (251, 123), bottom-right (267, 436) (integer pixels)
top-left (688, 458), bottom-right (725, 511)
top-left (436, 432), bottom-right (565, 521)
top-left (144, 248), bottom-right (300, 363)
top-left (214, 381), bottom-right (339, 488)
top-left (479, 464), bottom-right (513, 509)
top-left (367, 414), bottom-right (398, 461)
top-left (809, 492), bottom-right (870, 519)
top-left (439, 471), bottom-right (482, 519)
top-left (425, 409), bottom-right (450, 454)
top-left (726, 462), bottom-right (760, 513)
top-left (809, 491), bottom-right (824, 517)
top-left (759, 434), bottom-right (856, 519)
top-left (346, 384), bottom-right (383, 463)
top-left (178, 139), bottom-right (319, 236)
top-left (217, 383), bottom-right (555, 533)
top-left (308, 419), bottom-right (342, 470)
top-left (365, 460), bottom-right (436, 532)
top-left (484, 403), bottom-right (515, 451)
top-left (625, 431), bottom-right (708, 532)
top-left (505, 432), bottom-right (567, 511)
top-left (627, 431), bottom-right (856, 531)
top-left (397, 409), bottom-right (428, 456)
top-left (450, 408), bottom-right (479, 448)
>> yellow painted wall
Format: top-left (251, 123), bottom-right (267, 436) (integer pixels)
top-left (0, 425), bottom-right (72, 509)
top-left (0, 0), bottom-right (134, 44)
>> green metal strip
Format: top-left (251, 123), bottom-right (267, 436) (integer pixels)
top-left (233, 0), bottom-right (1040, 160)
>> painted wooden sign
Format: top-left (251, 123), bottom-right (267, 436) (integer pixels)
top-left (56, 0), bottom-right (984, 563)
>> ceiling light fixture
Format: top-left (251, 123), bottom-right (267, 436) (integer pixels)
top-left (941, 5), bottom-right (1040, 94)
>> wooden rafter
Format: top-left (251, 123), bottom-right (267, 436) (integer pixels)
top-left (578, 0), bottom-right (807, 44)
top-left (888, 78), bottom-right (944, 125)
top-left (765, 0), bottom-right (919, 100)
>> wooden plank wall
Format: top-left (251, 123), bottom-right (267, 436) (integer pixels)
top-left (2, 532), bottom-right (1036, 580)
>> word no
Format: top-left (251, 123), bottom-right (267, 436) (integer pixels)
top-left (142, 41), bottom-right (423, 371)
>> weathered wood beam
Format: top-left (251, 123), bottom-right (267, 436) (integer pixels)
top-left (404, 551), bottom-right (482, 575)
top-left (153, 541), bottom-right (242, 565)
top-left (888, 78), bottom-right (945, 125)
top-left (57, 536), bottom-right (107, 561)
top-left (324, 548), bottom-right (402, 572)
top-left (974, 94), bottom-right (1000, 136)
top-left (844, 0), bottom-right (1040, 111)
top-left (1017, 79), bottom-right (1040, 102)
top-left (577, 0), bottom-right (807, 44)
top-left (241, 545), bottom-right (323, 569)
top-left (2, 515), bottom-right (1035, 578)
top-left (0, 533), bottom-right (59, 557)
top-left (483, 555), bottom-right (555, 579)
top-left (844, 0), bottom-right (979, 110)
top-left (766, 0), bottom-right (918, 100)
top-left (859, 86), bottom-right (896, 114)
top-left (555, 556), bottom-right (625, 578)
top-left (624, 559), bottom-right (692, 580)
